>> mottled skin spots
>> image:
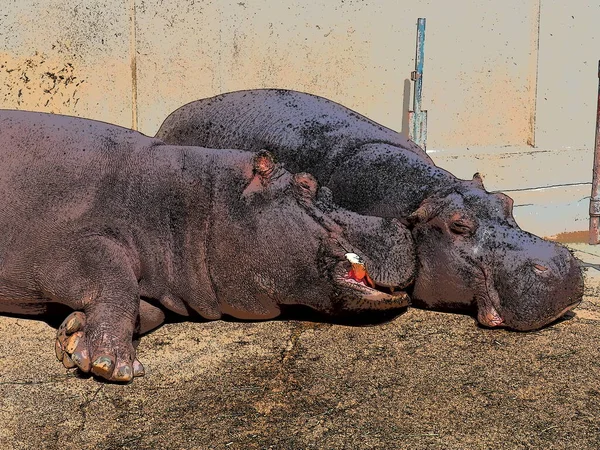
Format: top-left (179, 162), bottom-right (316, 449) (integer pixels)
top-left (0, 110), bottom-right (416, 382)
top-left (156, 89), bottom-right (584, 331)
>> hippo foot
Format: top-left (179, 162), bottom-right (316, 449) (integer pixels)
top-left (55, 311), bottom-right (145, 383)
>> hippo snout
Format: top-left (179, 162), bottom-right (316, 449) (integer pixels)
top-left (536, 245), bottom-right (580, 278)
top-left (496, 244), bottom-right (584, 331)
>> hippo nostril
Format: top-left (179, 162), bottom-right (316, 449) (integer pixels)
top-left (533, 263), bottom-right (549, 273)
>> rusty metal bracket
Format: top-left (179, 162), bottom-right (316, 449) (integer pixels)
top-left (589, 60), bottom-right (600, 244)
top-left (408, 18), bottom-right (428, 150)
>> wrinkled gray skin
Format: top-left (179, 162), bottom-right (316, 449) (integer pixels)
top-left (156, 89), bottom-right (584, 331)
top-left (0, 110), bottom-right (415, 382)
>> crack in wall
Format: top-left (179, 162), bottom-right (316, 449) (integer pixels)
top-left (527, 0), bottom-right (542, 147)
top-left (130, 0), bottom-right (138, 131)
top-left (497, 181), bottom-right (591, 194)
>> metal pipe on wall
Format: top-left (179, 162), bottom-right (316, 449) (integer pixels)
top-left (589, 60), bottom-right (600, 244)
top-left (408, 18), bottom-right (428, 150)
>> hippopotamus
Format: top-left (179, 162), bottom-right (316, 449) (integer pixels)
top-left (155, 89), bottom-right (584, 331)
top-left (0, 110), bottom-right (416, 382)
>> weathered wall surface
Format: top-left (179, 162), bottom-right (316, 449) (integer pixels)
top-left (134, 0), bottom-right (539, 148)
top-left (1, 0), bottom-right (547, 146)
top-left (535, 2), bottom-right (600, 150)
top-left (1, 0), bottom-right (599, 236)
top-left (0, 0), bottom-right (133, 127)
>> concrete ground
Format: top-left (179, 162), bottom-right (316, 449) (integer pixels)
top-left (0, 242), bottom-right (598, 450)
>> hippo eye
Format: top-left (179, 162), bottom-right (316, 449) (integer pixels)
top-left (449, 221), bottom-right (473, 235)
top-left (532, 263), bottom-right (549, 273)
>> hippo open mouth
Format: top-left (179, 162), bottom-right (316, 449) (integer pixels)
top-left (334, 253), bottom-right (408, 302)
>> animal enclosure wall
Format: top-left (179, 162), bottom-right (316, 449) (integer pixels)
top-left (1, 0), bottom-right (598, 237)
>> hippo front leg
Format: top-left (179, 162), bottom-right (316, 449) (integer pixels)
top-left (55, 309), bottom-right (146, 380)
top-left (56, 299), bottom-right (165, 379)
top-left (40, 237), bottom-right (143, 383)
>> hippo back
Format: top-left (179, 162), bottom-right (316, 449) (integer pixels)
top-left (156, 89), bottom-right (432, 183)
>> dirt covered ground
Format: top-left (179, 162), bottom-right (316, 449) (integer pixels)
top-left (0, 248), bottom-right (599, 449)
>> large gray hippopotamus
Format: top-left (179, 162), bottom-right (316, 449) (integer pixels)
top-left (0, 110), bottom-right (416, 382)
top-left (156, 89), bottom-right (584, 331)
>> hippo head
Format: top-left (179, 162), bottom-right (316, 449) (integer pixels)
top-left (407, 174), bottom-right (584, 331)
top-left (211, 151), bottom-right (416, 317)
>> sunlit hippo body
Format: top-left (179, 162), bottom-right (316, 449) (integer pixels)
top-left (156, 88), bottom-right (584, 331)
top-left (0, 110), bottom-right (416, 382)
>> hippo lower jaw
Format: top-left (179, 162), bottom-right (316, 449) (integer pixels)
top-left (502, 299), bottom-right (581, 331)
top-left (545, 299), bottom-right (582, 323)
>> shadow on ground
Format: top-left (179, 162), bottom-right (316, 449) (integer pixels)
top-left (1, 249), bottom-right (599, 449)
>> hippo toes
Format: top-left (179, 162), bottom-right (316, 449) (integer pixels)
top-left (55, 311), bottom-right (145, 382)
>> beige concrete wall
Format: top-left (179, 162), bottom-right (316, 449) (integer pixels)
top-left (535, 2), bottom-right (600, 150)
top-left (134, 0), bottom-right (540, 148)
top-left (0, 0), bottom-right (133, 127)
top-left (3, 1), bottom-right (598, 150)
top-left (3, 0), bottom-right (544, 148)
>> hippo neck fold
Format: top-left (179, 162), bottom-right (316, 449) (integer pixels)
top-left (135, 145), bottom-right (258, 320)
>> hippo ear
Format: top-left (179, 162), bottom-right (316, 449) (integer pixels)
top-left (494, 192), bottom-right (515, 219)
top-left (406, 198), bottom-right (440, 226)
top-left (253, 150), bottom-right (276, 185)
top-left (471, 172), bottom-right (485, 189)
top-left (242, 150), bottom-right (277, 199)
top-left (292, 172), bottom-right (318, 202)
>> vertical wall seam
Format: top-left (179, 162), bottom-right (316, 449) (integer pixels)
top-left (528, 0), bottom-right (542, 147)
top-left (130, 0), bottom-right (138, 131)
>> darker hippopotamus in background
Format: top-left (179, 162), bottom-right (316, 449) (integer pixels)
top-left (0, 110), bottom-right (416, 382)
top-left (156, 89), bottom-right (584, 331)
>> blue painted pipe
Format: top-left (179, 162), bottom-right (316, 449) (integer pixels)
top-left (410, 18), bottom-right (427, 150)
top-left (413, 18), bottom-right (426, 115)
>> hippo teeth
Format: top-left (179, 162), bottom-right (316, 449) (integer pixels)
top-left (345, 253), bottom-right (364, 264)
top-left (344, 254), bottom-right (375, 288)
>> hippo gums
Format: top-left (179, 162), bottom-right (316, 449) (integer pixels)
top-left (0, 110), bottom-right (416, 382)
top-left (156, 89), bottom-right (584, 331)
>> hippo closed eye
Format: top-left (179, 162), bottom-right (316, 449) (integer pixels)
top-left (155, 88), bottom-right (584, 331)
top-left (0, 110), bottom-right (415, 383)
